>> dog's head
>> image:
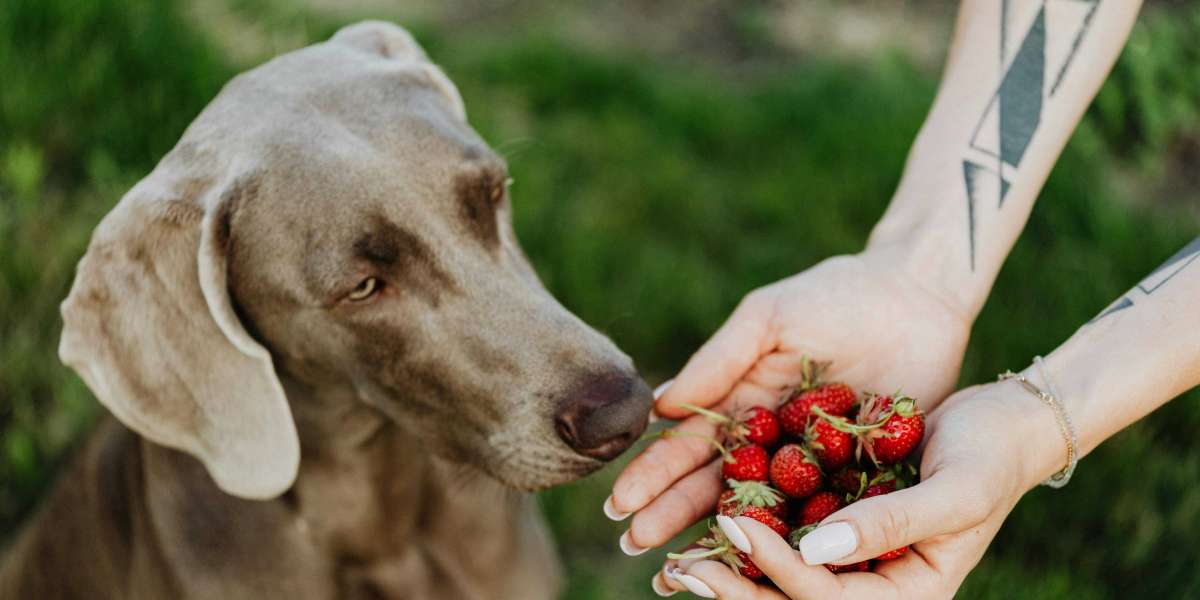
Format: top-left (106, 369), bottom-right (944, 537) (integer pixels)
top-left (58, 22), bottom-right (652, 498)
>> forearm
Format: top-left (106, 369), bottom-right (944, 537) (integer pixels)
top-left (865, 0), bottom-right (1142, 320)
top-left (1018, 238), bottom-right (1200, 486)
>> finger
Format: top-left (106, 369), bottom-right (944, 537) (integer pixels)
top-left (681, 560), bottom-right (788, 600)
top-left (656, 292), bottom-right (774, 419)
top-left (653, 568), bottom-right (682, 597)
top-left (626, 459), bottom-right (724, 551)
top-left (800, 468), bottom-right (991, 565)
top-left (610, 415), bottom-right (720, 515)
top-left (724, 516), bottom-right (843, 599)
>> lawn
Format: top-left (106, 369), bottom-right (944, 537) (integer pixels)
top-left (1, 1), bottom-right (1198, 598)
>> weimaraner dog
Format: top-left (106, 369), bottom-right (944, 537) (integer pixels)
top-left (0, 21), bottom-right (653, 600)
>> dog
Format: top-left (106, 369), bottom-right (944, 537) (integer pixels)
top-left (0, 21), bottom-right (653, 599)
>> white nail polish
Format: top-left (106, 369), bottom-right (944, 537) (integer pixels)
top-left (716, 515), bottom-right (751, 554)
top-left (619, 530), bottom-right (648, 556)
top-left (675, 574), bottom-right (715, 598)
top-left (653, 379), bottom-right (674, 400)
top-left (604, 495), bottom-right (631, 521)
top-left (799, 522), bottom-right (858, 565)
top-left (663, 565), bottom-right (678, 580)
top-left (651, 574), bottom-right (677, 597)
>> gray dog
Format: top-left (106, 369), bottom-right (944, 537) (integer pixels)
top-left (0, 21), bottom-right (652, 600)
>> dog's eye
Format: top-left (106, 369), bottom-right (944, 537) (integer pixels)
top-left (490, 177), bottom-right (513, 204)
top-left (347, 277), bottom-right (380, 302)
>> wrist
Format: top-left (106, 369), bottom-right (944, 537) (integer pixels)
top-left (861, 212), bottom-right (983, 327)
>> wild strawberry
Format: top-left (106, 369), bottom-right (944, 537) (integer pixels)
top-left (827, 561), bottom-right (871, 573)
top-left (778, 359), bottom-right (857, 436)
top-left (668, 523), bottom-right (767, 580)
top-left (830, 467), bottom-right (866, 496)
top-left (798, 491), bottom-right (844, 526)
top-left (805, 418), bottom-right (853, 471)
top-left (678, 403), bottom-right (780, 448)
top-left (814, 393), bottom-right (924, 467)
top-left (738, 406), bottom-right (781, 447)
top-left (738, 505), bottom-right (791, 538)
top-left (876, 546), bottom-right (908, 561)
top-left (769, 443), bottom-right (822, 499)
top-left (719, 480), bottom-right (787, 519)
top-left (867, 396), bottom-right (925, 465)
top-left (722, 444), bottom-right (769, 482)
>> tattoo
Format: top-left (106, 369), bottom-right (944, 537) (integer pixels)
top-left (1092, 237), bottom-right (1200, 322)
top-left (963, 0), bottom-right (1102, 269)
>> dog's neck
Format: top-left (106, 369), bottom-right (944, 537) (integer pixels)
top-left (267, 378), bottom-right (562, 599)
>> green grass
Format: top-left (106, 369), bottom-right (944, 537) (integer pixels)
top-left (2, 1), bottom-right (1199, 598)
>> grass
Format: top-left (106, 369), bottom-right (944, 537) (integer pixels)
top-left (1, 1), bottom-right (1198, 598)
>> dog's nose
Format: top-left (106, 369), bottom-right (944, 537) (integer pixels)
top-left (555, 370), bottom-right (653, 461)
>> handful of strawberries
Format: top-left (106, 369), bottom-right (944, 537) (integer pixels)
top-left (667, 359), bottom-right (925, 578)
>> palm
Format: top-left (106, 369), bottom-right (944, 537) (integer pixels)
top-left (610, 253), bottom-right (971, 553)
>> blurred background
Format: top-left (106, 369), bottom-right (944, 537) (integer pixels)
top-left (1, 0), bottom-right (1198, 597)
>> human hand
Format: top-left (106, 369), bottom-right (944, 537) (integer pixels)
top-left (608, 251), bottom-right (973, 557)
top-left (658, 380), bottom-right (1063, 598)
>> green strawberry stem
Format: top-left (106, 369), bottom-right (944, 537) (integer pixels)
top-left (657, 429), bottom-right (733, 462)
top-left (811, 405), bottom-right (886, 434)
top-left (667, 545), bottom-right (729, 561)
top-left (677, 403), bottom-right (733, 426)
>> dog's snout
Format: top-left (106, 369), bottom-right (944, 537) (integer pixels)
top-left (555, 370), bottom-right (653, 461)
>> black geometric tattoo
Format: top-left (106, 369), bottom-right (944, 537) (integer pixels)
top-left (1092, 237), bottom-right (1200, 322)
top-left (963, 0), bottom-right (1102, 270)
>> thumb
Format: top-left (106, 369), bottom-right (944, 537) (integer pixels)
top-left (656, 291), bottom-right (774, 420)
top-left (797, 469), bottom-right (994, 565)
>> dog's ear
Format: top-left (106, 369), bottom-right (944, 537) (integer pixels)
top-left (59, 166), bottom-right (299, 500)
top-left (330, 20), bottom-right (467, 122)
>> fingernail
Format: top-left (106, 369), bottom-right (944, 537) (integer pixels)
top-left (674, 573), bottom-right (715, 598)
top-left (664, 565), bottom-right (679, 580)
top-left (653, 379), bottom-right (674, 400)
top-left (604, 495), bottom-right (631, 521)
top-left (619, 530), bottom-right (648, 556)
top-left (651, 573), bottom-right (677, 597)
top-left (799, 522), bottom-right (858, 565)
top-left (716, 515), bottom-right (751, 554)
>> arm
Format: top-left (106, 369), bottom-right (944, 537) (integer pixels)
top-left (621, 0), bottom-right (1143, 571)
top-left (867, 0), bottom-right (1143, 320)
top-left (680, 239), bottom-right (1200, 599)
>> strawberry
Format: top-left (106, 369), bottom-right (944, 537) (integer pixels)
top-left (814, 393), bottom-right (924, 467)
top-left (738, 505), bottom-right (791, 538)
top-left (876, 546), bottom-right (908, 561)
top-left (719, 480), bottom-right (787, 519)
top-left (805, 418), bottom-right (854, 471)
top-left (769, 443), bottom-right (822, 499)
top-left (798, 491), bottom-right (844, 526)
top-left (830, 467), bottom-right (866, 496)
top-left (677, 403), bottom-right (780, 448)
top-left (722, 444), bottom-right (770, 482)
top-left (867, 396), bottom-right (925, 465)
top-left (778, 359), bottom-right (857, 436)
top-left (738, 406), bottom-right (781, 447)
top-left (827, 561), bottom-right (871, 573)
top-left (668, 523), bottom-right (767, 580)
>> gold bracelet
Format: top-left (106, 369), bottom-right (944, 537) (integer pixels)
top-left (997, 356), bottom-right (1079, 488)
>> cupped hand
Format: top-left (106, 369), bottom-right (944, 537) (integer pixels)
top-left (608, 251), bottom-right (973, 555)
top-left (658, 381), bottom-right (1063, 599)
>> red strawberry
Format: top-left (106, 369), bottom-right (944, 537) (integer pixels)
top-left (769, 444), bottom-right (822, 499)
top-left (862, 483), bottom-right (892, 499)
top-left (827, 561), bottom-right (871, 573)
top-left (815, 393), bottom-right (925, 467)
top-left (806, 418), bottom-right (854, 471)
top-left (719, 480), bottom-right (787, 519)
top-left (867, 396), bottom-right (925, 465)
top-left (738, 505), bottom-right (791, 537)
top-left (738, 406), bottom-right (781, 447)
top-left (734, 551), bottom-right (764, 579)
top-left (778, 359), bottom-right (857, 436)
top-left (830, 467), bottom-right (866, 496)
top-left (798, 491), bottom-right (844, 526)
top-left (722, 444), bottom-right (769, 482)
top-left (876, 546), bottom-right (908, 561)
